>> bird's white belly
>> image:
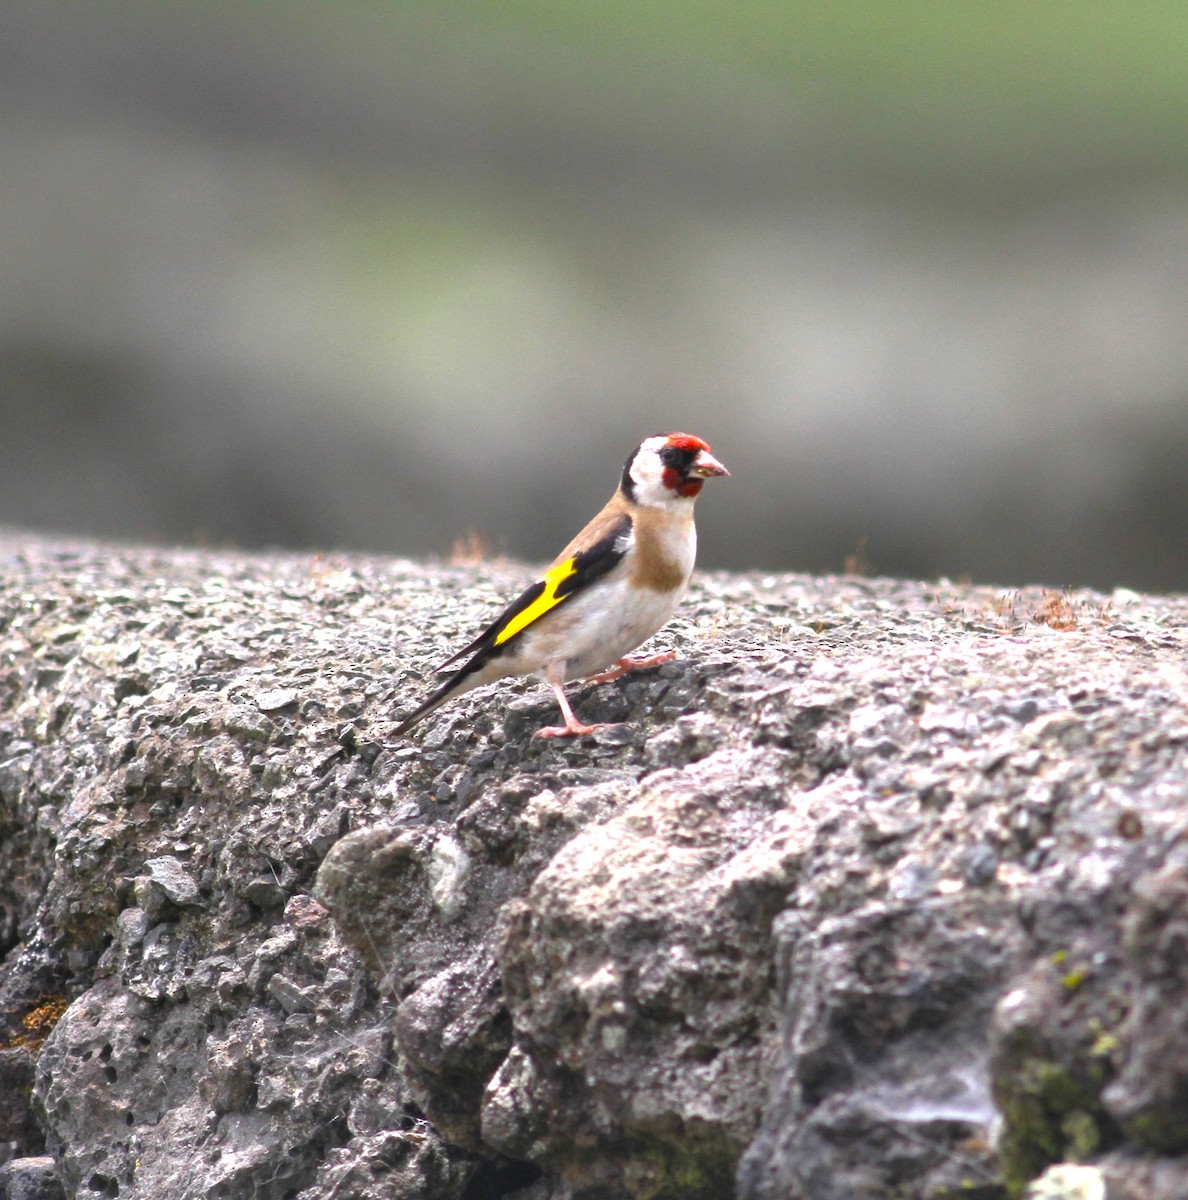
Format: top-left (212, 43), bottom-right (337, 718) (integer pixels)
top-left (519, 573), bottom-right (687, 681)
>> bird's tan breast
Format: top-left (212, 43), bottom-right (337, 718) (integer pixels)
top-left (629, 508), bottom-right (696, 593)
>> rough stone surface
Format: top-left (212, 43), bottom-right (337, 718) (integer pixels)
top-left (3, 535), bottom-right (1188, 1198)
top-left (0, 1156), bottom-right (66, 1200)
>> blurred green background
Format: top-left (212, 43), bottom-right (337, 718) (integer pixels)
top-left (4, 0), bottom-right (1188, 589)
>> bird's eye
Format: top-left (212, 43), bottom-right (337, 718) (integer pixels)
top-left (660, 446), bottom-right (686, 469)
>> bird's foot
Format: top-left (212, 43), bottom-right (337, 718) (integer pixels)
top-left (584, 651), bottom-right (678, 684)
top-left (532, 719), bottom-right (622, 740)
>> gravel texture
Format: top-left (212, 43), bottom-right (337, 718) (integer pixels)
top-left (2, 534), bottom-right (1188, 1199)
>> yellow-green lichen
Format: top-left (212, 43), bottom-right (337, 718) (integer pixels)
top-left (1123, 1105), bottom-right (1188, 1155)
top-left (621, 1128), bottom-right (739, 1200)
top-left (995, 1057), bottom-right (1109, 1198)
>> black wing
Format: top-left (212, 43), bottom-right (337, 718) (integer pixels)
top-left (393, 511), bottom-right (632, 735)
top-left (437, 509), bottom-right (633, 668)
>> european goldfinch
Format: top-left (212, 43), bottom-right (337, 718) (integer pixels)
top-left (395, 432), bottom-right (729, 739)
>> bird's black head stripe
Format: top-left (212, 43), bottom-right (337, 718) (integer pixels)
top-left (620, 443), bottom-right (642, 501)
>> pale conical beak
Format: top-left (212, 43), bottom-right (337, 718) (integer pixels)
top-left (690, 450), bottom-right (730, 479)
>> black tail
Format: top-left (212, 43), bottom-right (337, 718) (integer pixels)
top-left (392, 658), bottom-right (484, 737)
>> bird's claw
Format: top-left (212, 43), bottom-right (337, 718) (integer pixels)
top-left (584, 651), bottom-right (678, 684)
top-left (532, 720), bottom-right (622, 740)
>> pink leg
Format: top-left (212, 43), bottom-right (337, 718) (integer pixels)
top-left (583, 650), bottom-right (678, 685)
top-left (532, 661), bottom-right (621, 739)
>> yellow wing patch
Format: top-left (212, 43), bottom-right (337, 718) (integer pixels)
top-left (494, 557), bottom-right (578, 646)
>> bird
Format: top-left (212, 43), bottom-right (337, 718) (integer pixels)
top-left (393, 432), bottom-right (730, 739)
